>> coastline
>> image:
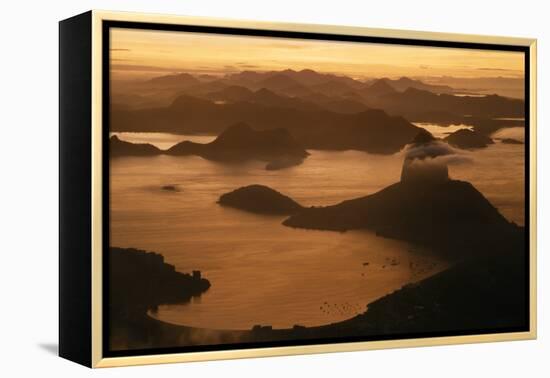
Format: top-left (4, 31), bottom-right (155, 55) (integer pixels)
top-left (110, 235), bottom-right (526, 352)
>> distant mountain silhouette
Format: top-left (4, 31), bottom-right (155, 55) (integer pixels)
top-left (286, 91), bottom-right (369, 114)
top-left (205, 85), bottom-right (254, 102)
top-left (221, 69), bottom-right (369, 100)
top-left (251, 88), bottom-right (321, 111)
top-left (360, 79), bottom-right (397, 98)
top-left (283, 68), bottom-right (334, 86)
top-left (148, 72), bottom-right (201, 88)
top-left (110, 135), bottom-right (161, 157)
top-left (197, 73), bottom-right (219, 82)
top-left (371, 87), bottom-right (524, 120)
top-left (299, 109), bottom-right (421, 154)
top-left (206, 69), bottom-right (372, 102)
top-left (379, 76), bottom-right (455, 93)
top-left (205, 86), bottom-right (328, 112)
top-left (445, 129), bottom-right (494, 149)
top-left (308, 80), bottom-right (356, 96)
top-left (286, 69), bottom-right (365, 89)
top-left (185, 79), bottom-right (229, 96)
top-left (166, 123), bottom-right (309, 167)
top-left (112, 95), bottom-right (420, 154)
top-left (218, 184), bottom-right (304, 214)
top-left (225, 70), bottom-right (270, 86)
top-left (316, 98), bottom-right (369, 114)
top-left (225, 68), bottom-right (364, 90)
top-left (113, 70), bottom-right (524, 125)
top-left (112, 69), bottom-right (524, 152)
top-left (254, 73), bottom-right (312, 96)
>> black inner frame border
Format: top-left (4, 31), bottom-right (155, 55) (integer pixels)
top-left (101, 20), bottom-right (531, 359)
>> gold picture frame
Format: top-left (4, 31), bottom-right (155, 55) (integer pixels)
top-left (59, 10), bottom-right (537, 368)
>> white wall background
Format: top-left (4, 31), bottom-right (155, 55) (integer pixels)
top-left (0, 0), bottom-right (547, 376)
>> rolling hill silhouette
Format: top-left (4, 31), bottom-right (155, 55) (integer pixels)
top-left (205, 86), bottom-right (368, 114)
top-left (112, 69), bottom-right (524, 124)
top-left (110, 135), bottom-right (161, 157)
top-left (148, 72), bottom-right (201, 88)
top-left (112, 94), bottom-right (421, 154)
top-left (205, 85), bottom-right (254, 102)
top-left (374, 77), bottom-right (455, 93)
top-left (370, 87), bottom-right (524, 120)
top-left (445, 129), bottom-right (495, 149)
top-left (254, 73), bottom-right (312, 96)
top-left (166, 122), bottom-right (309, 167)
top-left (360, 79), bottom-right (397, 99)
top-left (218, 184), bottom-right (304, 215)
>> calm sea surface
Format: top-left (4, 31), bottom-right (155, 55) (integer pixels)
top-left (110, 126), bottom-right (525, 330)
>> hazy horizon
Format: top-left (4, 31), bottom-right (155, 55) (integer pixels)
top-left (110, 27), bottom-right (524, 80)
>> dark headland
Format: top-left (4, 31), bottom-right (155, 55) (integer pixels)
top-left (283, 130), bottom-right (517, 256)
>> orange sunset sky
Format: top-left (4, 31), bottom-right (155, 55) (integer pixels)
top-left (110, 27), bottom-right (524, 80)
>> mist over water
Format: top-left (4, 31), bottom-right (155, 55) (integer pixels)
top-left (110, 129), bottom-right (524, 330)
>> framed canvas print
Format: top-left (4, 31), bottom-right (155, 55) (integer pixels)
top-left (59, 10), bottom-right (537, 368)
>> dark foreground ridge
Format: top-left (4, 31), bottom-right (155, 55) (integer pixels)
top-left (444, 129), bottom-right (494, 149)
top-left (109, 247), bottom-right (210, 350)
top-left (110, 242), bottom-right (526, 351)
top-left (218, 184), bottom-right (304, 215)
